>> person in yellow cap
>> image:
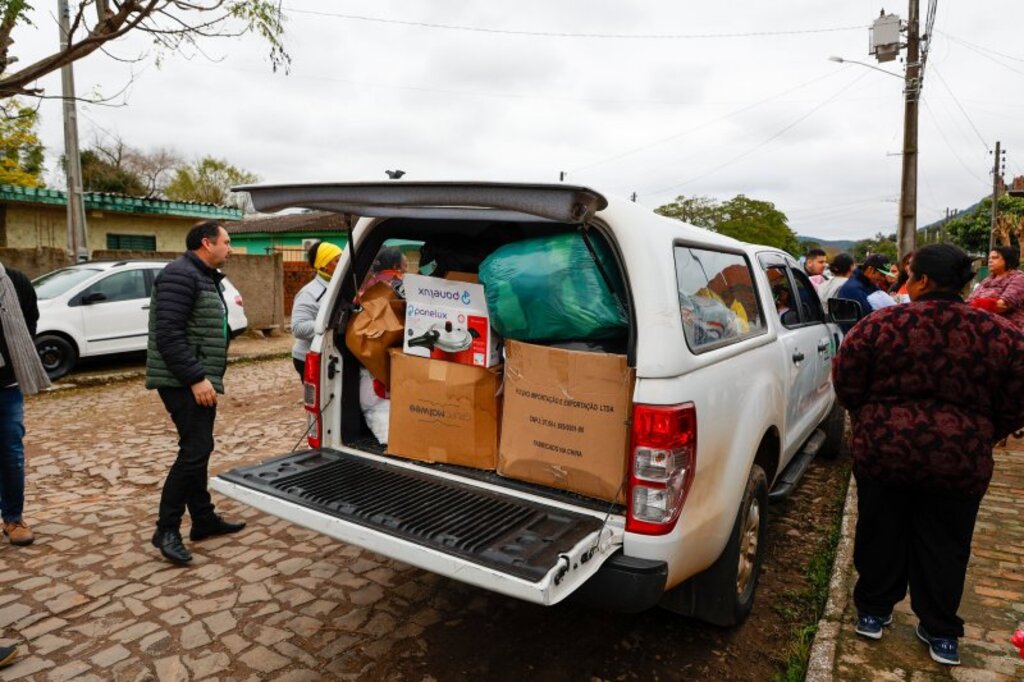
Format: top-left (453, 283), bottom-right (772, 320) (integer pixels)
top-left (291, 241), bottom-right (343, 378)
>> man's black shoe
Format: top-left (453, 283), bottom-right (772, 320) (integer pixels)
top-left (189, 515), bottom-right (246, 542)
top-left (0, 645), bottom-right (18, 669)
top-left (151, 529), bottom-right (192, 565)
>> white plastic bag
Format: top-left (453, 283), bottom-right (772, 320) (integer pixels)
top-left (359, 368), bottom-right (390, 444)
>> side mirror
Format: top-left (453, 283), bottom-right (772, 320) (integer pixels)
top-left (779, 309), bottom-right (800, 327)
top-left (828, 298), bottom-right (862, 325)
top-left (81, 292), bottom-right (108, 305)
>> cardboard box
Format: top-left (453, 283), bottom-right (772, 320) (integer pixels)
top-left (387, 349), bottom-right (501, 469)
top-left (445, 271), bottom-right (479, 283)
top-left (498, 341), bottom-right (635, 503)
top-left (403, 273), bottom-right (499, 367)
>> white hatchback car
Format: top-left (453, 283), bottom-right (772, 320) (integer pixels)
top-left (32, 260), bottom-right (248, 379)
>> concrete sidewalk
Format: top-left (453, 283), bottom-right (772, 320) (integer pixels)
top-left (808, 443), bottom-right (1024, 680)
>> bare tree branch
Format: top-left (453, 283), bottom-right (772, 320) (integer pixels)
top-left (0, 1), bottom-right (287, 98)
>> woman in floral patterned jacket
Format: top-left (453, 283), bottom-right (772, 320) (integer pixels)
top-left (967, 245), bottom-right (1024, 331)
top-left (833, 243), bottom-right (1024, 666)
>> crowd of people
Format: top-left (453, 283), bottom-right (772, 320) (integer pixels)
top-left (809, 243), bottom-right (1024, 667)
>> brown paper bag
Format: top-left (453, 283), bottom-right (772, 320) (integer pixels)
top-left (345, 283), bottom-right (406, 386)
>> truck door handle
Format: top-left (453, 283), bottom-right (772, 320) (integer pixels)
top-left (792, 351), bottom-right (805, 363)
top-left (817, 341), bottom-right (829, 352)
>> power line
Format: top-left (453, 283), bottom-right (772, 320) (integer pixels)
top-left (920, 0), bottom-right (938, 78)
top-left (568, 68), bottom-right (846, 175)
top-left (925, 89), bottom-right (984, 161)
top-left (788, 196), bottom-right (899, 218)
top-left (175, 59), bottom-right (703, 107)
top-left (937, 30), bottom-right (1024, 64)
top-left (921, 98), bottom-right (990, 187)
top-left (929, 65), bottom-right (989, 151)
top-left (641, 71), bottom-right (870, 197)
top-left (941, 32), bottom-right (1024, 78)
top-left (285, 8), bottom-right (865, 40)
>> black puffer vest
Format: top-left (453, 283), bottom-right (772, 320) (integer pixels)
top-left (145, 252), bottom-right (228, 393)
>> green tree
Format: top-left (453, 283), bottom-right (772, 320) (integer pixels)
top-left (79, 149), bottom-right (147, 195)
top-left (945, 196), bottom-right (1024, 255)
top-left (0, 1), bottom-right (288, 98)
top-left (852, 232), bottom-right (898, 262)
top-left (656, 193), bottom-right (801, 255)
top-left (165, 156), bottom-right (258, 208)
top-left (0, 100), bottom-right (44, 186)
top-left (81, 136), bottom-right (182, 198)
top-left (654, 195), bottom-right (722, 228)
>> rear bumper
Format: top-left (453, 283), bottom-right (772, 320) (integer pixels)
top-left (569, 552), bottom-right (668, 613)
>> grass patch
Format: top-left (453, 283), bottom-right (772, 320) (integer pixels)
top-left (773, 461), bottom-right (851, 682)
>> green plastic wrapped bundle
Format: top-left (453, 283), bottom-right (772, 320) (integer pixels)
top-left (479, 233), bottom-right (628, 341)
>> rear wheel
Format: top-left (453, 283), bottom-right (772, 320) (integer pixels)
top-left (35, 334), bottom-right (78, 380)
top-left (661, 464), bottom-right (769, 626)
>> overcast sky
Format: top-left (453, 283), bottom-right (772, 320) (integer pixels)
top-left (15, 1), bottom-right (1024, 240)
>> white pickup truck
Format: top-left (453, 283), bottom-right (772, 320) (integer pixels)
top-left (212, 183), bottom-right (851, 626)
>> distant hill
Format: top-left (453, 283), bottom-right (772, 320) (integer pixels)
top-left (918, 200), bottom-right (981, 234)
top-left (797, 236), bottom-right (857, 252)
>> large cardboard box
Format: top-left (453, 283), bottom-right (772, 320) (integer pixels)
top-left (498, 341), bottom-right (635, 503)
top-left (387, 349), bottom-right (501, 469)
top-left (403, 273), bottom-right (499, 368)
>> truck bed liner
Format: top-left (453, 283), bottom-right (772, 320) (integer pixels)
top-left (345, 435), bottom-right (626, 515)
top-left (218, 448), bottom-right (605, 582)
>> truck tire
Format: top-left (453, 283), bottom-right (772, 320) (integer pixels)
top-left (819, 401), bottom-right (846, 460)
top-left (660, 464), bottom-right (768, 626)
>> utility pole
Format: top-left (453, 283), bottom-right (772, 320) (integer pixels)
top-left (896, 0), bottom-right (920, 260)
top-left (989, 140), bottom-right (1003, 251)
top-left (58, 0), bottom-right (88, 262)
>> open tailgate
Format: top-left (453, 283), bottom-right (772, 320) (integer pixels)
top-left (233, 181), bottom-right (608, 224)
top-left (211, 448), bottom-right (624, 605)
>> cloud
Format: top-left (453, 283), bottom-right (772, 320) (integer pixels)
top-left (16, 0), bottom-right (1024, 242)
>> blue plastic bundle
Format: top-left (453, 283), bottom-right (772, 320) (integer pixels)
top-left (479, 233), bottom-right (628, 341)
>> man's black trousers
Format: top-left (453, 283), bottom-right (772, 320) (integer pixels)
top-left (853, 475), bottom-right (982, 638)
top-left (157, 387), bottom-right (217, 531)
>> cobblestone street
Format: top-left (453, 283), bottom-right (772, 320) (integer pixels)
top-left (0, 355), bottom-right (849, 681)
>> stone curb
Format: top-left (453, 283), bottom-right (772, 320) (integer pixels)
top-left (805, 473), bottom-right (858, 682)
top-left (42, 351), bottom-right (292, 390)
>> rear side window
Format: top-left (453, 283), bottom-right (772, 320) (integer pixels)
top-left (674, 247), bottom-right (766, 351)
top-left (83, 270), bottom-right (148, 303)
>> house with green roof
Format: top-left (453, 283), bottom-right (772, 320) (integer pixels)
top-left (0, 184), bottom-right (241, 253)
top-left (230, 210), bottom-right (350, 257)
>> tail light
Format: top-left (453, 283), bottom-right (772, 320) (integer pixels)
top-left (303, 351), bottom-right (322, 448)
top-left (627, 403), bottom-right (697, 535)
top-left (234, 294), bottom-right (243, 307)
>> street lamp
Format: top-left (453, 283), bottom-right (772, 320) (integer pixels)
top-left (829, 49), bottom-right (920, 261)
top-left (828, 56), bottom-right (902, 79)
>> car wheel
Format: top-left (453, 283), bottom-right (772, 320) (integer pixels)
top-left (819, 401), bottom-right (846, 460)
top-left (35, 334), bottom-right (78, 380)
top-left (660, 464), bottom-right (768, 626)
top-left (730, 465), bottom-right (769, 623)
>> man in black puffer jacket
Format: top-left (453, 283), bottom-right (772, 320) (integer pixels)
top-left (146, 221), bottom-right (246, 565)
